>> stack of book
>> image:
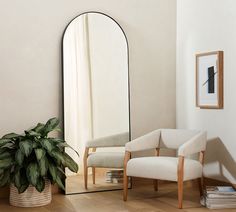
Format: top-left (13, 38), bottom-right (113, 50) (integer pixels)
top-left (201, 186), bottom-right (236, 209)
top-left (106, 170), bottom-right (123, 184)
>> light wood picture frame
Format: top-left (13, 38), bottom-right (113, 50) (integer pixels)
top-left (196, 51), bottom-right (224, 109)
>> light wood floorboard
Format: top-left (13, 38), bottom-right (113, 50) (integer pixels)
top-left (1, 182), bottom-right (236, 212)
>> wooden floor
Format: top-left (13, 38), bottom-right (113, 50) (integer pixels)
top-left (1, 182), bottom-right (236, 212)
top-left (66, 171), bottom-right (123, 194)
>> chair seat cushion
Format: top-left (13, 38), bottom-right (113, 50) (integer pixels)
top-left (127, 156), bottom-right (202, 181)
top-left (87, 152), bottom-right (125, 168)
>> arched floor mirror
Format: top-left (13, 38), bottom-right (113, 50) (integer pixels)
top-left (62, 12), bottom-right (130, 194)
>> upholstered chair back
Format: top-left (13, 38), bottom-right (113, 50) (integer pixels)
top-left (86, 132), bottom-right (129, 148)
top-left (159, 129), bottom-right (200, 150)
top-left (109, 132), bottom-right (130, 147)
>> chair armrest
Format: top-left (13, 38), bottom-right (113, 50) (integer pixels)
top-left (178, 131), bottom-right (207, 156)
top-left (125, 129), bottom-right (160, 152)
top-left (85, 132), bottom-right (129, 148)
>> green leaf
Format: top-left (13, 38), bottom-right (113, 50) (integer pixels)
top-left (64, 153), bottom-right (78, 173)
top-left (19, 140), bottom-right (33, 157)
top-left (40, 139), bottom-right (55, 152)
top-left (49, 138), bottom-right (64, 144)
top-left (18, 170), bottom-right (29, 193)
top-left (35, 148), bottom-right (46, 161)
top-left (19, 183), bottom-right (29, 193)
top-left (56, 167), bottom-right (66, 182)
top-left (14, 169), bottom-right (21, 189)
top-left (50, 149), bottom-right (65, 165)
top-left (57, 142), bottom-right (80, 157)
top-left (0, 169), bottom-right (4, 175)
top-left (53, 127), bottom-right (62, 132)
top-left (0, 157), bottom-right (14, 169)
top-left (15, 149), bottom-right (24, 166)
top-left (49, 150), bottom-right (78, 173)
top-left (33, 142), bottom-right (39, 148)
top-left (39, 156), bottom-right (48, 176)
top-left (57, 167), bottom-right (65, 175)
top-left (0, 142), bottom-right (15, 149)
top-left (2, 133), bottom-right (21, 139)
top-left (48, 163), bottom-right (57, 182)
top-left (26, 163), bottom-right (39, 186)
top-left (25, 130), bottom-right (41, 137)
top-left (35, 177), bottom-right (45, 192)
top-left (0, 169), bottom-right (10, 187)
top-left (0, 138), bottom-right (12, 147)
top-left (33, 123), bottom-right (45, 134)
top-left (55, 175), bottom-right (65, 190)
top-left (0, 151), bottom-right (12, 160)
top-left (42, 118), bottom-right (60, 136)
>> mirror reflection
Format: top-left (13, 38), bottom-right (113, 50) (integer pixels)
top-left (63, 12), bottom-right (130, 194)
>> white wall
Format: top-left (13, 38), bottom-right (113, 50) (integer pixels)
top-left (177, 0), bottom-right (236, 184)
top-left (0, 0), bottom-right (176, 140)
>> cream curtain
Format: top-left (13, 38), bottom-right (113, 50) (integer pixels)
top-left (63, 14), bottom-right (93, 175)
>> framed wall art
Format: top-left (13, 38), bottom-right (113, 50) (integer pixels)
top-left (196, 51), bottom-right (224, 109)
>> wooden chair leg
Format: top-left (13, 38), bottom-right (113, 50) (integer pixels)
top-left (84, 167), bottom-right (88, 189)
top-left (123, 175), bottom-right (128, 201)
top-left (154, 149), bottom-right (160, 191)
top-left (198, 177), bottom-right (203, 197)
top-left (123, 151), bottom-right (131, 201)
top-left (92, 167), bottom-right (95, 184)
top-left (83, 147), bottom-right (89, 189)
top-left (178, 178), bottom-right (183, 209)
top-left (154, 179), bottom-right (158, 191)
top-left (84, 166), bottom-right (88, 189)
top-left (198, 151), bottom-right (205, 197)
top-left (178, 156), bottom-right (184, 209)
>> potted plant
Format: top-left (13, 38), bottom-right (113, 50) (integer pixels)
top-left (0, 118), bottom-right (79, 207)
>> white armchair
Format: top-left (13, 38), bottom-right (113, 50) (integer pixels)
top-left (123, 129), bottom-right (207, 209)
top-left (84, 132), bottom-right (129, 189)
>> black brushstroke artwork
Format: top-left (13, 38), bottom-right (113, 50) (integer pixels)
top-left (202, 66), bottom-right (217, 94)
top-left (207, 66), bottom-right (215, 93)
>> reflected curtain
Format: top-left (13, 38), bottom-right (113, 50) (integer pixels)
top-left (63, 14), bottom-right (93, 175)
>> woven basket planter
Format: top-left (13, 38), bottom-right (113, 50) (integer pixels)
top-left (9, 180), bottom-right (52, 207)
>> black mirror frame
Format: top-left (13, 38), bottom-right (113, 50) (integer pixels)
top-left (61, 11), bottom-right (131, 195)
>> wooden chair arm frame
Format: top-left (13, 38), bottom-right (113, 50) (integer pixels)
top-left (83, 147), bottom-right (97, 189)
top-left (177, 150), bottom-right (205, 208)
